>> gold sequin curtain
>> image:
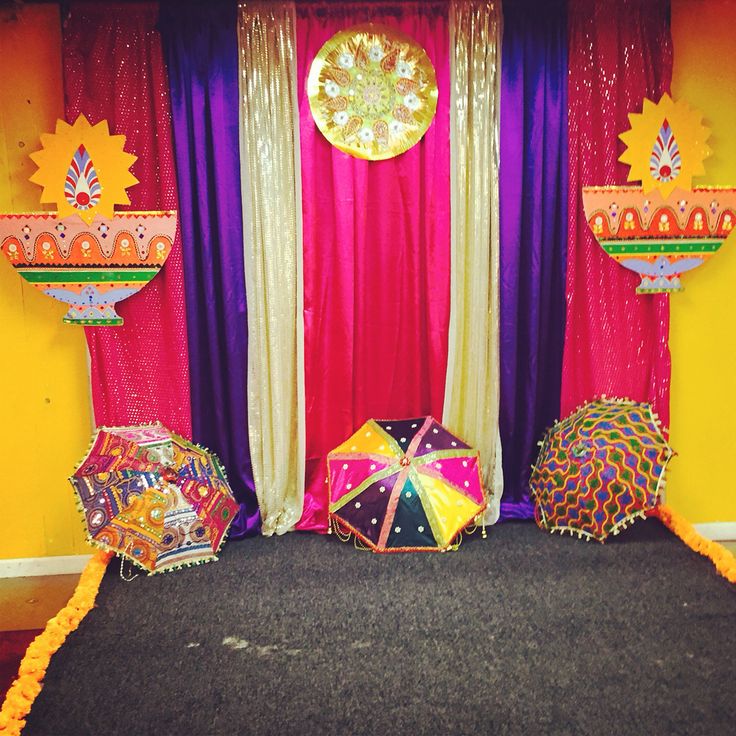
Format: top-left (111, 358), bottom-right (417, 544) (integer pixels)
top-left (238, 2), bottom-right (305, 535)
top-left (443, 0), bottom-right (504, 524)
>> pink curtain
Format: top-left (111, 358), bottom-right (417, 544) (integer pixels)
top-left (296, 1), bottom-right (451, 531)
top-left (561, 0), bottom-right (672, 429)
top-left (63, 2), bottom-right (192, 437)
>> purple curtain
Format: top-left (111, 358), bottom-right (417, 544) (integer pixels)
top-left (160, 0), bottom-right (260, 536)
top-left (499, 0), bottom-right (568, 519)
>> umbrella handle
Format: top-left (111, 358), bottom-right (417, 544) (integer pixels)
top-left (119, 542), bottom-right (140, 582)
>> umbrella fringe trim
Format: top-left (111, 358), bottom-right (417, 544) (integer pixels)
top-left (82, 533), bottom-right (228, 576)
top-left (0, 550), bottom-right (112, 736)
top-left (330, 515), bottom-right (470, 553)
top-left (655, 504), bottom-right (736, 584)
top-left (540, 509), bottom-right (649, 543)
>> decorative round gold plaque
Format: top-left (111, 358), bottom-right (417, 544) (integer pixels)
top-left (307, 24), bottom-right (438, 161)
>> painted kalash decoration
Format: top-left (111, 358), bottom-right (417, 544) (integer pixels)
top-left (308, 24), bottom-right (438, 160)
top-left (583, 95), bottom-right (736, 293)
top-left (0, 115), bottom-right (176, 325)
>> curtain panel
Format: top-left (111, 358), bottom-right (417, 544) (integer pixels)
top-left (238, 1), bottom-right (305, 535)
top-left (498, 0), bottom-right (568, 519)
top-left (444, 0), bottom-right (504, 524)
top-left (295, 1), bottom-right (452, 532)
top-left (62, 1), bottom-right (192, 438)
top-left (161, 0), bottom-right (261, 536)
top-left (560, 0), bottom-right (673, 429)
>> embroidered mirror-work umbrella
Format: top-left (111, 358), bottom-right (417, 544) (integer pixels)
top-left (328, 417), bottom-right (486, 552)
top-left (70, 423), bottom-right (238, 574)
top-left (530, 398), bottom-right (674, 542)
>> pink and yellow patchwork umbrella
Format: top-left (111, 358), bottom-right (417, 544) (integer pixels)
top-left (328, 417), bottom-right (486, 552)
top-left (70, 423), bottom-right (238, 574)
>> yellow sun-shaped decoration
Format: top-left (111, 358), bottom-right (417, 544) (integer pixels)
top-left (618, 94), bottom-right (712, 198)
top-left (29, 114), bottom-right (138, 224)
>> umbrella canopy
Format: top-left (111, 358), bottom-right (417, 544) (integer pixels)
top-left (70, 423), bottom-right (239, 574)
top-left (328, 417), bottom-right (486, 552)
top-left (530, 398), bottom-right (674, 542)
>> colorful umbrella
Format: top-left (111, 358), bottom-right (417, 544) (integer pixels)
top-left (530, 398), bottom-right (674, 542)
top-left (328, 417), bottom-right (486, 552)
top-left (70, 423), bottom-right (238, 574)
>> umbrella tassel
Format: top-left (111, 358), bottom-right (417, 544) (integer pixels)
top-left (330, 517), bottom-right (353, 544)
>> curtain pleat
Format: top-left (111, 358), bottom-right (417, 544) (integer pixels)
top-left (444, 0), bottom-right (504, 524)
top-left (160, 0), bottom-right (261, 536)
top-left (560, 0), bottom-right (672, 427)
top-left (498, 0), bottom-right (568, 519)
top-left (295, 1), bottom-right (452, 532)
top-left (237, 2), bottom-right (304, 535)
top-left (62, 1), bottom-right (192, 438)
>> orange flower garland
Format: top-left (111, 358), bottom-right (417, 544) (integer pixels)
top-left (0, 550), bottom-right (112, 736)
top-left (656, 504), bottom-right (736, 583)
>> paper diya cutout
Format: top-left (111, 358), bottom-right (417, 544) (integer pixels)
top-left (0, 115), bottom-right (176, 325)
top-left (583, 94), bottom-right (736, 293)
top-left (307, 24), bottom-right (438, 160)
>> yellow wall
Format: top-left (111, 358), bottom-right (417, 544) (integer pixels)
top-left (668, 0), bottom-right (736, 523)
top-left (0, 4), bottom-right (92, 559)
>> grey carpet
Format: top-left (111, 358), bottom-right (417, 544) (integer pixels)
top-left (24, 520), bottom-right (736, 736)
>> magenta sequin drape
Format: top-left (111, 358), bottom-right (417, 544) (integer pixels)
top-left (561, 0), bottom-right (672, 428)
top-left (63, 2), bottom-right (192, 436)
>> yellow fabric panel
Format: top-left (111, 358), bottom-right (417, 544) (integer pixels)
top-left (414, 471), bottom-right (483, 548)
top-left (0, 4), bottom-right (92, 558)
top-left (330, 421), bottom-right (400, 459)
top-left (668, 0), bottom-right (736, 524)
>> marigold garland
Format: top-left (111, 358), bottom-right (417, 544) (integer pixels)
top-left (0, 550), bottom-right (112, 736)
top-left (656, 504), bottom-right (736, 584)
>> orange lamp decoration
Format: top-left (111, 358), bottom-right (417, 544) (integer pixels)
top-left (583, 95), bottom-right (736, 293)
top-left (0, 115), bottom-right (176, 325)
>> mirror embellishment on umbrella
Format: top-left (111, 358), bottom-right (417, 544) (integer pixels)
top-left (328, 416), bottom-right (487, 553)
